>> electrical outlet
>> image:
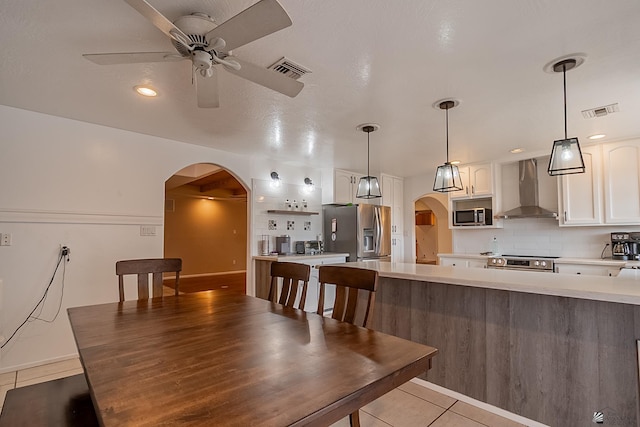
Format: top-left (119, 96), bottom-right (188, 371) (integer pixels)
top-left (268, 219), bottom-right (277, 230)
top-left (287, 220), bottom-right (295, 231)
top-left (304, 221), bottom-right (311, 231)
top-left (140, 226), bottom-right (156, 236)
top-left (0, 233), bottom-right (11, 246)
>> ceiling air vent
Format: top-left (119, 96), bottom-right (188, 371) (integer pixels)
top-left (582, 103), bottom-right (619, 119)
top-left (268, 57), bottom-right (311, 80)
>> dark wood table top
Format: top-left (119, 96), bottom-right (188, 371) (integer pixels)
top-left (68, 291), bottom-right (437, 426)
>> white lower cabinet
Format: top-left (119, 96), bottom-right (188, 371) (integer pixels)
top-left (438, 255), bottom-right (487, 268)
top-left (292, 256), bottom-right (347, 313)
top-left (555, 263), bottom-right (620, 277)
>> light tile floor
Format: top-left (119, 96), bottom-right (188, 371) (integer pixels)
top-left (1, 358), bottom-right (545, 426)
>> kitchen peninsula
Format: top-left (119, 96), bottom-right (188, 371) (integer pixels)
top-left (345, 261), bottom-right (640, 426)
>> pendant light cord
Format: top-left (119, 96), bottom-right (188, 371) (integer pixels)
top-left (563, 63), bottom-right (568, 139)
top-left (445, 105), bottom-right (450, 163)
top-left (366, 130), bottom-right (371, 177)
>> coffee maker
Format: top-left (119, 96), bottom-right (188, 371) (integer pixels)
top-left (629, 232), bottom-right (640, 261)
top-left (611, 232), bottom-right (631, 260)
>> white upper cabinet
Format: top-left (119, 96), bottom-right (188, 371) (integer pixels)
top-left (603, 141), bottom-right (640, 223)
top-left (334, 169), bottom-right (380, 205)
top-left (450, 163), bottom-right (494, 199)
top-left (558, 139), bottom-right (640, 226)
top-left (559, 145), bottom-right (603, 225)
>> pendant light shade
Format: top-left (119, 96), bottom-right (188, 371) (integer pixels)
top-left (356, 124), bottom-right (382, 199)
top-left (547, 58), bottom-right (586, 176)
top-left (433, 100), bottom-right (464, 193)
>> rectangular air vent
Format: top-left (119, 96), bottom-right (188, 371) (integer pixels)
top-left (268, 57), bottom-right (311, 80)
top-left (582, 103), bottom-right (619, 119)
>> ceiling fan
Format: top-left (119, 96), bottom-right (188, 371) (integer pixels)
top-left (83, 0), bottom-right (304, 108)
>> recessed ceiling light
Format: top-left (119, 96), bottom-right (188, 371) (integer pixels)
top-left (134, 85), bottom-right (158, 97)
top-left (588, 134), bottom-right (606, 140)
top-left (509, 148), bottom-right (525, 154)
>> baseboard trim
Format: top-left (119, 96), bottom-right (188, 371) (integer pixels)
top-left (410, 378), bottom-right (549, 427)
top-left (0, 353), bottom-right (80, 375)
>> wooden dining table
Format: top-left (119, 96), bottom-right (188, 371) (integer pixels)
top-left (68, 291), bottom-right (438, 426)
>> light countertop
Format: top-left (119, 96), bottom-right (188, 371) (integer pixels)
top-left (253, 252), bottom-right (349, 262)
top-left (438, 253), bottom-right (640, 268)
top-left (338, 261), bottom-right (640, 306)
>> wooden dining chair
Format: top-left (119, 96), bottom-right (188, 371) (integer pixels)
top-left (317, 264), bottom-right (379, 427)
top-left (116, 258), bottom-right (182, 302)
top-left (268, 261), bottom-right (311, 310)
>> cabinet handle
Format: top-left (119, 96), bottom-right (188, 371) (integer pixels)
top-left (465, 186), bottom-right (469, 195)
top-left (471, 185), bottom-right (475, 195)
top-left (564, 211), bottom-right (567, 222)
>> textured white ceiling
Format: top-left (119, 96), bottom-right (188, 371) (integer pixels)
top-left (1, 0), bottom-right (639, 177)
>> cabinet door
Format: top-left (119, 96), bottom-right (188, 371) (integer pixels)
top-left (470, 164), bottom-right (493, 196)
top-left (391, 235), bottom-right (404, 262)
top-left (603, 141), bottom-right (640, 223)
top-left (560, 145), bottom-right (603, 225)
top-left (392, 177), bottom-right (404, 235)
top-left (438, 257), bottom-right (467, 267)
top-left (556, 264), bottom-right (611, 276)
top-left (334, 169), bottom-right (355, 204)
top-left (449, 166), bottom-right (470, 199)
top-left (381, 174), bottom-right (404, 234)
top-left (468, 259), bottom-right (487, 268)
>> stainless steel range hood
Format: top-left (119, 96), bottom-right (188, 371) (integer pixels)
top-left (496, 159), bottom-right (558, 219)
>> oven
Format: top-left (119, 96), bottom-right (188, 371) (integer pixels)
top-left (486, 255), bottom-right (558, 272)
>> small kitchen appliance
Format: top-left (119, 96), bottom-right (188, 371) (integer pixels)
top-left (486, 255), bottom-right (558, 272)
top-left (628, 232), bottom-right (640, 261)
top-left (611, 232), bottom-right (631, 260)
top-left (275, 235), bottom-right (291, 255)
top-left (453, 207), bottom-right (492, 226)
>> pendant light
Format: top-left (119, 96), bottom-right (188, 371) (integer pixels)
top-left (433, 100), bottom-right (463, 192)
top-left (547, 58), bottom-right (585, 176)
top-left (356, 123), bottom-right (382, 199)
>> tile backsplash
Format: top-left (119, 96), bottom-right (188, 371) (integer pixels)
top-left (453, 219), bottom-right (640, 259)
top-left (252, 179), bottom-right (323, 254)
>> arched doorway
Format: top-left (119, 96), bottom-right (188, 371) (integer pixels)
top-left (164, 163), bottom-right (248, 293)
top-left (414, 194), bottom-right (451, 264)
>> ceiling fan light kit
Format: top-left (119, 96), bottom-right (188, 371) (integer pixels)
top-left (433, 100), bottom-right (464, 193)
top-left (83, 0), bottom-right (304, 108)
top-left (547, 57), bottom-right (586, 176)
top-left (356, 123), bottom-right (382, 199)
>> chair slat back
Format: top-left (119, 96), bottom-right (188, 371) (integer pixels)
top-left (268, 262), bottom-right (311, 310)
top-left (317, 265), bottom-right (378, 328)
top-left (116, 258), bottom-right (182, 302)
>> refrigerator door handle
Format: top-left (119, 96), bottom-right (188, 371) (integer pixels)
top-left (374, 207), bottom-right (381, 255)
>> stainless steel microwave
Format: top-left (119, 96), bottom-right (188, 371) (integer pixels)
top-left (453, 208), bottom-right (492, 226)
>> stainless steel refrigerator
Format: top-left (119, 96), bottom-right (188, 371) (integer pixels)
top-left (322, 204), bottom-right (391, 261)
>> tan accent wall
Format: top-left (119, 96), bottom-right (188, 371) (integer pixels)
top-left (164, 191), bottom-right (247, 275)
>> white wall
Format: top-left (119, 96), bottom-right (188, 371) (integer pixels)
top-left (0, 105), bottom-right (320, 372)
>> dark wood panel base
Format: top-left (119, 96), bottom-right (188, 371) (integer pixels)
top-left (371, 277), bottom-right (640, 426)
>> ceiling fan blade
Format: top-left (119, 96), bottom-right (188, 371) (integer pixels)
top-left (196, 69), bottom-right (220, 108)
top-left (205, 0), bottom-right (292, 52)
top-left (225, 56), bottom-right (303, 97)
top-left (83, 52), bottom-right (184, 65)
top-left (124, 0), bottom-right (193, 50)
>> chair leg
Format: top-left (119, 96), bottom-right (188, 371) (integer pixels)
top-left (349, 410), bottom-right (361, 427)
